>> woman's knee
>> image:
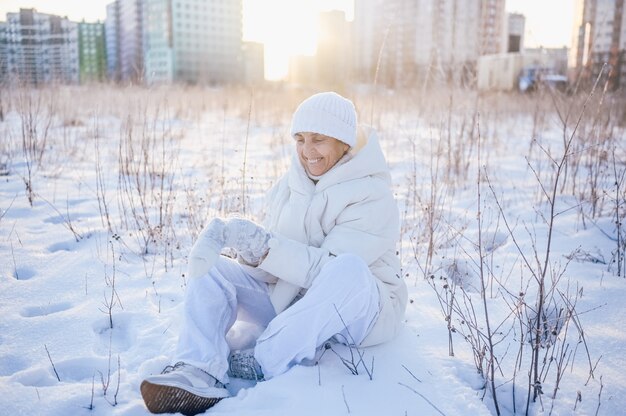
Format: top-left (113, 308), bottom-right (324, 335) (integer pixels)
top-left (316, 253), bottom-right (372, 288)
top-left (185, 258), bottom-right (237, 300)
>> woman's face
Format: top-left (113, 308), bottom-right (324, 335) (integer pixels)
top-left (295, 132), bottom-right (349, 176)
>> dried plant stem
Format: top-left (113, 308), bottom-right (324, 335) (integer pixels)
top-left (341, 385), bottom-right (351, 414)
top-left (529, 63), bottom-right (606, 405)
top-left (370, 25), bottom-right (390, 126)
top-left (594, 376), bottom-right (603, 416)
top-left (39, 195), bottom-right (83, 242)
top-left (10, 240), bottom-right (18, 280)
top-left (94, 117), bottom-right (112, 232)
top-left (612, 150), bottom-right (625, 277)
top-left (476, 116), bottom-right (500, 415)
top-left (44, 344), bottom-right (61, 382)
top-left (87, 373), bottom-right (95, 410)
top-left (332, 304), bottom-right (374, 380)
top-left (241, 94), bottom-right (253, 215)
top-left (398, 381), bottom-right (447, 416)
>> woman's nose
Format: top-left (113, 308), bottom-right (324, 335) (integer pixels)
top-left (302, 141), bottom-right (315, 154)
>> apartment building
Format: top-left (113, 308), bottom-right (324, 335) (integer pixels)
top-left (353, 0), bottom-right (506, 87)
top-left (78, 22), bottom-right (107, 83)
top-left (0, 8), bottom-right (79, 85)
top-left (106, 0), bottom-right (143, 83)
top-left (507, 13), bottom-right (525, 53)
top-left (479, 0), bottom-right (506, 56)
top-left (573, 0), bottom-right (625, 89)
top-left (170, 0), bottom-right (242, 84)
top-left (314, 10), bottom-right (352, 88)
top-left (0, 22), bottom-right (7, 81)
top-left (143, 0), bottom-right (174, 84)
top-left (242, 41), bottom-right (264, 85)
top-left (105, 1), bottom-right (120, 81)
top-left (107, 0), bottom-right (244, 85)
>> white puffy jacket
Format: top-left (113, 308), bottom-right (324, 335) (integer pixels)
top-left (254, 126), bottom-right (407, 347)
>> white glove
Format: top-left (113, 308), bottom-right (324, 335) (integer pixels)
top-left (224, 218), bottom-right (271, 266)
top-left (187, 218), bottom-right (227, 279)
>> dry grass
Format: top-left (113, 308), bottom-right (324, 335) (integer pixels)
top-left (1, 82), bottom-right (624, 414)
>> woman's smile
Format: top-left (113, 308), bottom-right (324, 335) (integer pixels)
top-left (295, 132), bottom-right (349, 176)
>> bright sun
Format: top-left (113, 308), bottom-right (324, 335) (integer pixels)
top-left (243, 0), bottom-right (353, 80)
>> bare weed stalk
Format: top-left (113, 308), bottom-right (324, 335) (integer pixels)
top-left (398, 366), bottom-right (447, 416)
top-left (610, 150), bottom-right (625, 276)
top-left (101, 241), bottom-right (122, 329)
top-left (116, 104), bottom-right (179, 264)
top-left (16, 88), bottom-right (55, 206)
top-left (94, 117), bottom-right (113, 232)
top-left (476, 117), bottom-right (500, 415)
top-left (40, 195), bottom-right (83, 242)
top-left (241, 93), bottom-right (253, 215)
top-left (99, 330), bottom-right (121, 406)
top-left (315, 305), bottom-right (375, 380)
top-left (44, 344), bottom-right (61, 382)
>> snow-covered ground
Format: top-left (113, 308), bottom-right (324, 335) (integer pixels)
top-left (0, 86), bottom-right (624, 415)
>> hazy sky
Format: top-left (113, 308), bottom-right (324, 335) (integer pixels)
top-left (506, 0), bottom-right (576, 49)
top-left (0, 0), bottom-right (576, 79)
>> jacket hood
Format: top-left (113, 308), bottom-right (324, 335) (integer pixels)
top-left (289, 125), bottom-right (391, 193)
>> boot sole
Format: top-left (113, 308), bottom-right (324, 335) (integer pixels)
top-left (140, 380), bottom-right (223, 415)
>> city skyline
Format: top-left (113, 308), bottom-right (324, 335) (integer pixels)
top-left (0, 0), bottom-right (576, 80)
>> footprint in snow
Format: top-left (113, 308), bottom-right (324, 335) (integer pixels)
top-left (0, 353), bottom-right (30, 377)
top-left (91, 313), bottom-right (136, 356)
top-left (10, 356), bottom-right (111, 386)
top-left (47, 239), bottom-right (78, 253)
top-left (481, 230), bottom-right (508, 253)
top-left (11, 266), bottom-right (36, 280)
top-left (19, 301), bottom-right (73, 318)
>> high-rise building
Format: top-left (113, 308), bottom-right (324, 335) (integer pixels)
top-left (242, 41), bottom-right (264, 85)
top-left (79, 22), bottom-right (107, 83)
top-left (179, 0), bottom-right (241, 84)
top-left (0, 8), bottom-right (79, 85)
top-left (507, 13), bottom-right (525, 53)
top-left (353, 0), bottom-right (506, 87)
top-left (315, 10), bottom-right (352, 88)
top-left (106, 0), bottom-right (144, 83)
top-left (143, 0), bottom-right (174, 84)
top-left (105, 2), bottom-right (121, 81)
top-left (479, 0), bottom-right (506, 56)
top-left (140, 0), bottom-right (243, 85)
top-left (573, 0), bottom-right (625, 89)
top-left (0, 22), bottom-right (7, 82)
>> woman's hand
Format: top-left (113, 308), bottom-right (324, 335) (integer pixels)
top-left (224, 218), bottom-right (271, 266)
top-left (187, 218), bottom-right (227, 279)
top-left (187, 217), bottom-right (271, 278)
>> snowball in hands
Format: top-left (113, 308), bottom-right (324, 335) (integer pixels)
top-left (187, 218), bottom-right (271, 278)
top-left (224, 218), bottom-right (271, 266)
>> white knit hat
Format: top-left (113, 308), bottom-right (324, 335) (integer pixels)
top-left (290, 91), bottom-right (357, 147)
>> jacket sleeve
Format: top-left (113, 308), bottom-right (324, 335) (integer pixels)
top-left (258, 178), bottom-right (399, 288)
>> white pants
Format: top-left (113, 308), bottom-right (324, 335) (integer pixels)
top-left (175, 253), bottom-right (380, 382)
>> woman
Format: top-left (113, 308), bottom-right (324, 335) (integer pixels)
top-left (141, 91), bottom-right (408, 415)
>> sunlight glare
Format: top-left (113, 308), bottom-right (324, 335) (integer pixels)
top-left (506, 0), bottom-right (574, 48)
top-left (243, 0), bottom-right (354, 80)
top-left (243, 0), bottom-right (320, 80)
